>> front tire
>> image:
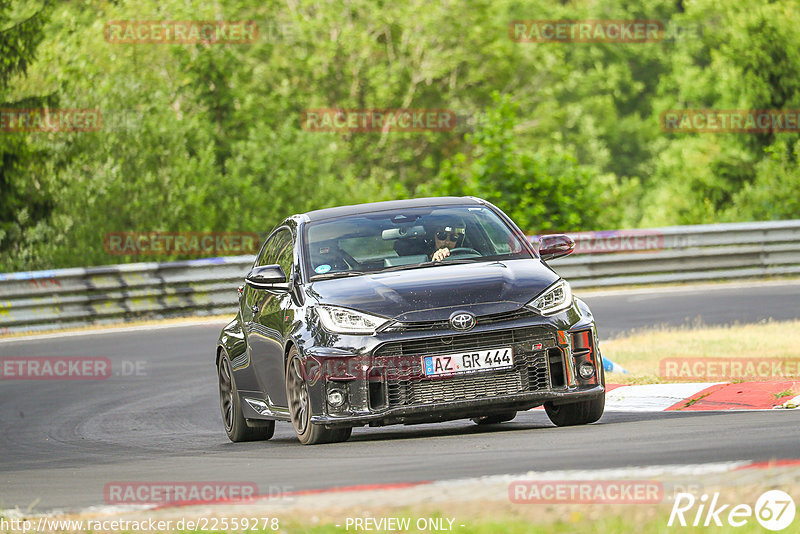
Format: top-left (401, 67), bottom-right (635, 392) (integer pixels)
top-left (218, 353), bottom-right (275, 442)
top-left (544, 365), bottom-right (605, 427)
top-left (285, 348), bottom-right (351, 445)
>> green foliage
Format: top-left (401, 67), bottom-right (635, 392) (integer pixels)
top-left (644, 0), bottom-right (800, 225)
top-left (0, 0), bottom-right (51, 90)
top-left (724, 138), bottom-right (800, 221)
top-left (422, 93), bottom-right (625, 232)
top-left (0, 0), bottom-right (55, 266)
top-left (1, 0), bottom-right (799, 271)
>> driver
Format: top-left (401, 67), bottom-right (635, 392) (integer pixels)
top-left (429, 222), bottom-right (466, 262)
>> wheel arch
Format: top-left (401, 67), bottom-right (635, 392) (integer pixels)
top-left (216, 345), bottom-right (225, 366)
top-left (284, 340), bottom-right (297, 368)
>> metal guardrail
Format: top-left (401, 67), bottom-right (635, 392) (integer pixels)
top-left (1, 220), bottom-right (799, 335)
top-left (0, 257), bottom-right (254, 335)
top-left (547, 219), bottom-right (800, 286)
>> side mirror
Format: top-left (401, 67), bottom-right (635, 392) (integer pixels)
top-left (245, 264), bottom-right (288, 289)
top-left (539, 234), bottom-right (575, 261)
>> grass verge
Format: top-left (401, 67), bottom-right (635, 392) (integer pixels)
top-left (602, 319), bottom-right (800, 384)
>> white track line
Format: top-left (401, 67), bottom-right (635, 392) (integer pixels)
top-left (579, 278), bottom-right (800, 298)
top-left (0, 318), bottom-right (229, 343)
top-left (604, 383), bottom-right (723, 411)
top-left (775, 394), bottom-right (800, 409)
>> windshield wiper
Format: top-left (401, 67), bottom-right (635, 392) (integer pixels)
top-left (379, 258), bottom-right (481, 273)
top-left (310, 271), bottom-right (369, 280)
top-left (313, 258), bottom-right (484, 279)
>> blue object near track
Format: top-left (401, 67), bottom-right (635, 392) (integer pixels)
top-left (603, 358), bottom-right (629, 374)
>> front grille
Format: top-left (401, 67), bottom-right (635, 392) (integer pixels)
top-left (375, 326), bottom-right (553, 358)
top-left (527, 356), bottom-right (550, 390)
top-left (399, 370), bottom-right (523, 405)
top-left (478, 308), bottom-right (538, 326)
top-left (384, 307), bottom-right (537, 332)
top-left (374, 326), bottom-right (554, 407)
top-left (383, 319), bottom-right (449, 332)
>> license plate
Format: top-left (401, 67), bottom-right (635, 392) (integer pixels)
top-left (422, 347), bottom-right (514, 377)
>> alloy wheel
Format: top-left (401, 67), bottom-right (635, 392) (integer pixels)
top-left (218, 356), bottom-right (234, 432)
top-left (287, 356), bottom-right (309, 434)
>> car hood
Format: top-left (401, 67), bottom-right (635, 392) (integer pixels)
top-left (307, 259), bottom-right (560, 321)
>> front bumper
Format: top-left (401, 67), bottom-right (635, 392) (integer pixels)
top-left (311, 385), bottom-right (605, 427)
top-left (303, 301), bottom-right (604, 428)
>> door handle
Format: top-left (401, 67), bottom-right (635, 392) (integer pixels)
top-left (250, 304), bottom-right (259, 314)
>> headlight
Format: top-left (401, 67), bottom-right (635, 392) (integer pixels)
top-left (527, 280), bottom-right (573, 316)
top-left (316, 306), bottom-right (390, 335)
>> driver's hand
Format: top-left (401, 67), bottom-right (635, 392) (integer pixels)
top-left (432, 247), bottom-right (450, 262)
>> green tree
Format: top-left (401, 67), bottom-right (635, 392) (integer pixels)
top-left (644, 0), bottom-right (800, 225)
top-left (0, 0), bottom-right (54, 263)
top-left (2, 0), bottom-right (799, 271)
top-left (724, 138), bottom-right (800, 221)
top-left (422, 93), bottom-right (627, 233)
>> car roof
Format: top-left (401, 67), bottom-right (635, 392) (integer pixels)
top-left (300, 196), bottom-right (485, 222)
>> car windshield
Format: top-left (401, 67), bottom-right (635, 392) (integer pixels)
top-left (304, 205), bottom-right (532, 279)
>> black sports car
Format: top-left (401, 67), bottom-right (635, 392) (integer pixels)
top-left (216, 197), bottom-right (605, 444)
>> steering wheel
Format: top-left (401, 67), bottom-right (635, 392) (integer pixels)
top-left (445, 247), bottom-right (481, 258)
top-left (339, 249), bottom-right (361, 269)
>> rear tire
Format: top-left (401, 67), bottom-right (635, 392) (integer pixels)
top-left (286, 347), bottom-right (352, 445)
top-left (472, 411), bottom-right (517, 425)
top-left (218, 353), bottom-right (275, 442)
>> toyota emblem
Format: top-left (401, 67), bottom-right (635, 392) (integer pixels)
top-left (450, 312), bottom-right (476, 331)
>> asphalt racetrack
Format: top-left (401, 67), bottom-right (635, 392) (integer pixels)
top-left (2, 281), bottom-right (800, 512)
